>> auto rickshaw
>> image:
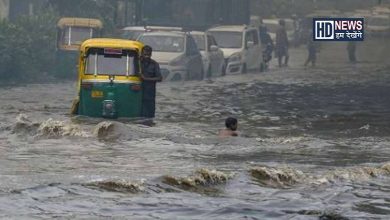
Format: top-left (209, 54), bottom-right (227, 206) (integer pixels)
top-left (71, 38), bottom-right (144, 119)
top-left (56, 18), bottom-right (103, 78)
top-left (57, 17), bottom-right (103, 51)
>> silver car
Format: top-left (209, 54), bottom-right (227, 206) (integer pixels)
top-left (191, 31), bottom-right (225, 78)
top-left (137, 31), bottom-right (203, 81)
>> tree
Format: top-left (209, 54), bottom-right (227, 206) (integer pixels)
top-left (0, 8), bottom-right (58, 82)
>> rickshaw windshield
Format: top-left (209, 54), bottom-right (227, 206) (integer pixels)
top-left (85, 48), bottom-right (139, 76)
top-left (63, 27), bottom-right (94, 45)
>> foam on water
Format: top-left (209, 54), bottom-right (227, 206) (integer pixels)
top-left (87, 179), bottom-right (146, 193)
top-left (12, 114), bottom-right (40, 135)
top-left (161, 168), bottom-right (233, 194)
top-left (37, 118), bottom-right (89, 138)
top-left (250, 163), bottom-right (390, 188)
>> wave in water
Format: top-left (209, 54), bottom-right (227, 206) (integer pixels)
top-left (37, 118), bottom-right (89, 138)
top-left (88, 169), bottom-right (233, 195)
top-left (86, 179), bottom-right (146, 193)
top-left (162, 168), bottom-right (233, 188)
top-left (250, 163), bottom-right (390, 188)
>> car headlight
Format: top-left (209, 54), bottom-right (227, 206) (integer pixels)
top-left (228, 53), bottom-right (242, 63)
top-left (169, 55), bottom-right (184, 66)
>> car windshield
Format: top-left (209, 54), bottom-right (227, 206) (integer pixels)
top-left (63, 27), bottom-right (93, 45)
top-left (85, 48), bottom-right (137, 76)
top-left (122, 30), bottom-right (144, 40)
top-left (138, 35), bottom-right (184, 52)
top-left (192, 35), bottom-right (206, 51)
top-left (209, 31), bottom-right (242, 49)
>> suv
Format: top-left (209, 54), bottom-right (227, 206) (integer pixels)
top-left (208, 25), bottom-right (263, 74)
top-left (138, 31), bottom-right (203, 81)
top-left (191, 31), bottom-right (225, 78)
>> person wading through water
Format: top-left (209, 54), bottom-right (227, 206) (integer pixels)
top-left (275, 19), bottom-right (289, 67)
top-left (140, 45), bottom-right (162, 121)
top-left (219, 117), bottom-right (239, 137)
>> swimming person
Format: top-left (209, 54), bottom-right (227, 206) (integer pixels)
top-left (219, 117), bottom-right (239, 137)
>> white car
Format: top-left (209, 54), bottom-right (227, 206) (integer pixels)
top-left (137, 31), bottom-right (203, 81)
top-left (262, 19), bottom-right (295, 43)
top-left (122, 26), bottom-right (182, 40)
top-left (191, 31), bottom-right (225, 78)
top-left (122, 26), bottom-right (147, 40)
top-left (208, 25), bottom-right (263, 74)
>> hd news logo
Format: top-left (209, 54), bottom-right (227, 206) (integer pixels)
top-left (313, 18), bottom-right (364, 41)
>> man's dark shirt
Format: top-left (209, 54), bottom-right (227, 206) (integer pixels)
top-left (141, 58), bottom-right (161, 100)
top-left (276, 26), bottom-right (289, 48)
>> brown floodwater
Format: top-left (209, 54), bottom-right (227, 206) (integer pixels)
top-left (0, 47), bottom-right (389, 219)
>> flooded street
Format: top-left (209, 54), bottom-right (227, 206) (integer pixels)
top-left (1, 49), bottom-right (390, 219)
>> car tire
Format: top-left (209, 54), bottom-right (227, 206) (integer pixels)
top-left (260, 62), bottom-right (265, 72)
top-left (199, 68), bottom-right (205, 80)
top-left (221, 62), bottom-right (227, 76)
top-left (206, 65), bottom-right (212, 78)
top-left (242, 63), bottom-right (247, 74)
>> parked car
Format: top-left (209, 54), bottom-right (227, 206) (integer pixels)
top-left (121, 26), bottom-right (182, 40)
top-left (121, 26), bottom-right (147, 40)
top-left (262, 18), bottom-right (295, 43)
top-left (208, 25), bottom-right (263, 74)
top-left (191, 31), bottom-right (225, 78)
top-left (137, 31), bottom-right (203, 81)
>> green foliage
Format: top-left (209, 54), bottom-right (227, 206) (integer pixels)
top-left (0, 8), bottom-right (59, 82)
top-left (0, 1), bottom-right (120, 83)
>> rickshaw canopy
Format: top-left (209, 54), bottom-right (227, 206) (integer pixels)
top-left (57, 17), bottom-right (103, 29)
top-left (80, 38), bottom-right (144, 53)
top-left (78, 38), bottom-right (144, 82)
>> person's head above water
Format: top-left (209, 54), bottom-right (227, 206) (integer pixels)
top-left (225, 117), bottom-right (238, 131)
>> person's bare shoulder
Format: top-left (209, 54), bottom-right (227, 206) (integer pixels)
top-left (218, 129), bottom-right (238, 138)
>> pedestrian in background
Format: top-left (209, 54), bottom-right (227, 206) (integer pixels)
top-left (275, 19), bottom-right (289, 67)
top-left (347, 41), bottom-right (357, 63)
top-left (304, 32), bottom-right (318, 67)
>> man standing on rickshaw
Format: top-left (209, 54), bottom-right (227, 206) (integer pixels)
top-left (140, 45), bottom-right (162, 119)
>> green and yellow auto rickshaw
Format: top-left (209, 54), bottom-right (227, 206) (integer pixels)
top-left (71, 38), bottom-right (144, 119)
top-left (57, 17), bottom-right (103, 51)
top-left (56, 18), bottom-right (103, 78)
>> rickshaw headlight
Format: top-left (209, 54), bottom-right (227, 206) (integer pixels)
top-left (102, 100), bottom-right (117, 118)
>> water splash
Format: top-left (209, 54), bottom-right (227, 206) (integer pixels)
top-left (250, 166), bottom-right (306, 188)
top-left (317, 163), bottom-right (390, 184)
top-left (12, 114), bottom-right (40, 135)
top-left (36, 118), bottom-right (89, 138)
top-left (93, 121), bottom-right (117, 140)
top-left (255, 136), bottom-right (307, 144)
top-left (86, 179), bottom-right (145, 193)
top-left (251, 163), bottom-right (390, 188)
top-left (162, 168), bottom-right (233, 194)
